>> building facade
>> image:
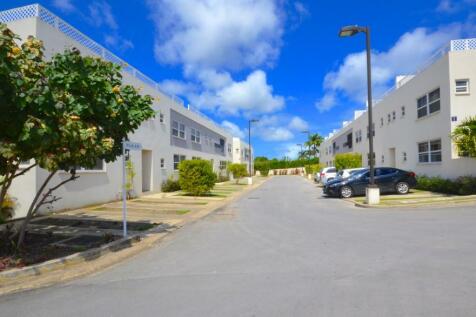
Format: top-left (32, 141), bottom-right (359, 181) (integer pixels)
top-left (1, 4), bottom-right (251, 219)
top-left (319, 38), bottom-right (476, 179)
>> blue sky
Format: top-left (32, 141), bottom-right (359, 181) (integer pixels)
top-left (2, 0), bottom-right (476, 158)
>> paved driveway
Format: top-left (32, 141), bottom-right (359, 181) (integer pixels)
top-left (2, 176), bottom-right (476, 316)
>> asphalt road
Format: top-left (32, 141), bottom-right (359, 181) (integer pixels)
top-left (2, 176), bottom-right (476, 316)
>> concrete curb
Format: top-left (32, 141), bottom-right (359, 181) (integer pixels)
top-left (0, 177), bottom-right (269, 297)
top-left (351, 199), bottom-right (476, 209)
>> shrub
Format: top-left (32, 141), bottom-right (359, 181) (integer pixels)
top-left (305, 163), bottom-right (324, 175)
top-left (335, 153), bottom-right (362, 170)
top-left (217, 175), bottom-right (230, 183)
top-left (254, 161), bottom-right (270, 176)
top-left (178, 160), bottom-right (216, 196)
top-left (161, 177), bottom-right (181, 192)
top-left (227, 163), bottom-right (248, 183)
top-left (416, 175), bottom-right (476, 195)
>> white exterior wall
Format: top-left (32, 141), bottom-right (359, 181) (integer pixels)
top-left (320, 46), bottom-right (476, 179)
top-left (3, 6), bottom-right (248, 219)
top-left (232, 137), bottom-right (253, 172)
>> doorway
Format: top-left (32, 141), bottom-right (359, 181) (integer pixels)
top-left (142, 150), bottom-right (152, 192)
top-left (388, 148), bottom-right (396, 168)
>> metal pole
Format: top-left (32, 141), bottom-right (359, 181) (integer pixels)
top-left (307, 131), bottom-right (311, 161)
top-left (122, 140), bottom-right (127, 237)
top-left (248, 120), bottom-right (252, 177)
top-left (365, 27), bottom-right (375, 186)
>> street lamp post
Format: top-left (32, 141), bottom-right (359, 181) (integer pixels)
top-left (339, 25), bottom-right (379, 204)
top-left (297, 143), bottom-right (303, 157)
top-left (248, 119), bottom-right (259, 177)
top-left (301, 130), bottom-right (310, 160)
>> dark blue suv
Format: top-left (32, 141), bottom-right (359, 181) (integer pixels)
top-left (323, 167), bottom-right (417, 198)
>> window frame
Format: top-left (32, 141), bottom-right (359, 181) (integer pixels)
top-left (417, 88), bottom-right (441, 119)
top-left (75, 159), bottom-right (106, 173)
top-left (173, 154), bottom-right (186, 170)
top-left (418, 139), bottom-right (442, 164)
top-left (455, 79), bottom-right (469, 95)
top-left (191, 128), bottom-right (201, 144)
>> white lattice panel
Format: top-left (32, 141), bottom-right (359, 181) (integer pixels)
top-left (0, 4), bottom-right (37, 23)
top-left (451, 39), bottom-right (476, 51)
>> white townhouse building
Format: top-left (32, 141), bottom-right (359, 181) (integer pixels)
top-left (0, 4), bottom-right (252, 219)
top-left (320, 37), bottom-right (476, 179)
top-left (232, 137), bottom-right (253, 173)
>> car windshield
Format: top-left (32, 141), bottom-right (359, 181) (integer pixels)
top-left (350, 169), bottom-right (369, 179)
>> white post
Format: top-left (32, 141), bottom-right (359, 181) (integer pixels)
top-left (122, 140), bottom-right (127, 237)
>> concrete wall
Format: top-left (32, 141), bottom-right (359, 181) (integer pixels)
top-left (320, 48), bottom-right (476, 179)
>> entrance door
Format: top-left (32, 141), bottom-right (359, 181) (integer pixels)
top-left (142, 150), bottom-right (152, 192)
top-left (388, 148), bottom-right (396, 168)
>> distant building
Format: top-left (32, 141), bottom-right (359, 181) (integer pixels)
top-left (320, 38), bottom-right (476, 178)
top-left (1, 4), bottom-right (251, 219)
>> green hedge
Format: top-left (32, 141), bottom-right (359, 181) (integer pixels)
top-left (334, 153), bottom-right (362, 170)
top-left (416, 175), bottom-right (476, 195)
top-left (227, 163), bottom-right (248, 183)
top-left (161, 177), bottom-right (181, 192)
top-left (178, 160), bottom-right (216, 196)
top-left (254, 158), bottom-right (319, 175)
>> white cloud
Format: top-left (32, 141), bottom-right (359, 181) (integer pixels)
top-left (437, 0), bottom-right (476, 13)
top-left (216, 70), bottom-right (285, 116)
top-left (147, 0), bottom-right (283, 71)
top-left (88, 1), bottom-right (118, 30)
top-left (316, 25), bottom-right (463, 112)
top-left (52, 0), bottom-right (75, 13)
top-left (104, 34), bottom-right (134, 51)
top-left (163, 70), bottom-right (285, 117)
top-left (221, 120), bottom-right (245, 139)
top-left (280, 143), bottom-right (301, 159)
top-left (288, 116), bottom-right (309, 131)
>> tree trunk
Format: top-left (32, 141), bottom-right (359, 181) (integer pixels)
top-left (16, 170), bottom-right (57, 249)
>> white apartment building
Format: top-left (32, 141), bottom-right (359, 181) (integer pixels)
top-left (232, 137), bottom-right (253, 173)
top-left (320, 38), bottom-right (476, 179)
top-left (1, 4), bottom-right (252, 219)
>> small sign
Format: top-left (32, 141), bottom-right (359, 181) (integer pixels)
top-left (123, 141), bottom-right (142, 151)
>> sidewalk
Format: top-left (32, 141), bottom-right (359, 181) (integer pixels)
top-left (0, 176), bottom-right (268, 296)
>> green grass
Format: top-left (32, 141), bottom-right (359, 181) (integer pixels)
top-left (176, 209), bottom-right (191, 215)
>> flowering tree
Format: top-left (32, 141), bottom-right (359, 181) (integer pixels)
top-left (0, 25), bottom-right (155, 247)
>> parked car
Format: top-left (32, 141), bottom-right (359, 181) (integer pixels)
top-left (323, 167), bottom-right (417, 198)
top-left (335, 168), bottom-right (366, 180)
top-left (315, 167), bottom-right (337, 184)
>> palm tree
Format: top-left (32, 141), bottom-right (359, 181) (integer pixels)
top-left (452, 116), bottom-right (476, 157)
top-left (304, 133), bottom-right (324, 158)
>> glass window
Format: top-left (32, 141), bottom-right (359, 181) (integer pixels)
top-left (417, 95), bottom-right (428, 118)
top-left (179, 123), bottom-right (185, 139)
top-left (172, 121), bottom-right (179, 137)
top-left (191, 128), bottom-right (200, 143)
top-left (456, 79), bottom-right (469, 94)
top-left (418, 88), bottom-right (440, 118)
top-left (418, 139), bottom-right (441, 163)
top-left (173, 154), bottom-right (186, 170)
top-left (78, 159), bottom-right (105, 171)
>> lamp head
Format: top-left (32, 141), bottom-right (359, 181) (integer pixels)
top-left (339, 25), bottom-right (364, 37)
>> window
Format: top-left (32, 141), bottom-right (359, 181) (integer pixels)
top-left (401, 106), bottom-right (406, 117)
top-left (173, 154), bottom-right (186, 170)
top-left (191, 128), bottom-right (201, 143)
top-left (77, 159), bottom-right (105, 172)
top-left (172, 121), bottom-right (179, 137)
top-left (159, 113), bottom-right (164, 123)
top-left (418, 139), bottom-right (442, 163)
top-left (355, 130), bottom-right (362, 143)
top-left (219, 161), bottom-right (227, 170)
top-left (455, 79), bottom-right (469, 94)
top-left (417, 88), bottom-right (440, 118)
top-left (192, 156), bottom-right (201, 160)
top-left (172, 121), bottom-right (185, 139)
top-left (160, 158), bottom-right (165, 168)
top-left (392, 111), bottom-right (396, 121)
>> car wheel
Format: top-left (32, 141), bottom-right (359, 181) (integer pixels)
top-left (396, 182), bottom-right (409, 194)
top-left (340, 186), bottom-right (353, 198)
